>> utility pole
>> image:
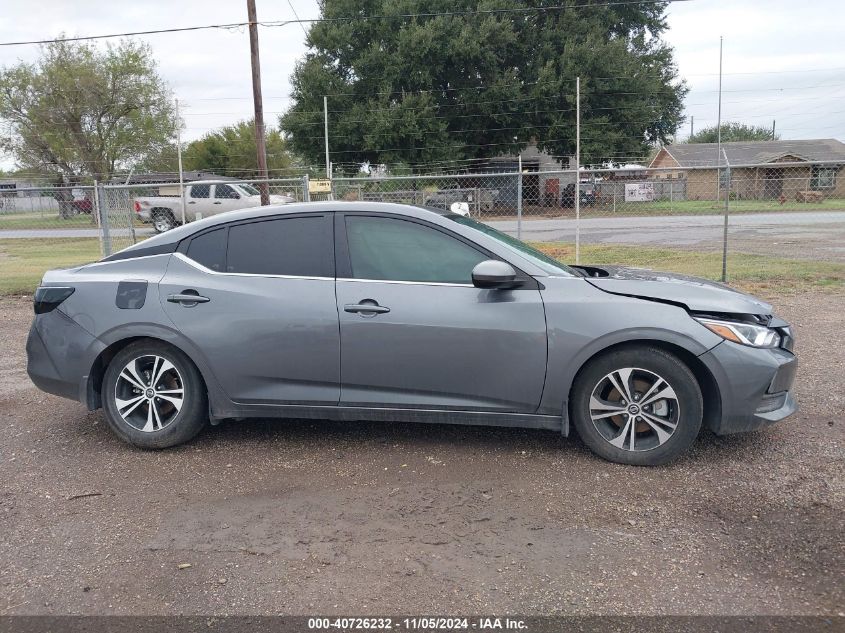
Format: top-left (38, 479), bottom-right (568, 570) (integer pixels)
top-left (717, 36), bottom-right (729, 282)
top-left (575, 76), bottom-right (581, 265)
top-left (690, 115), bottom-right (694, 140)
top-left (716, 36), bottom-right (723, 169)
top-left (247, 0), bottom-right (270, 205)
top-left (517, 154), bottom-right (522, 240)
top-left (175, 98), bottom-right (185, 225)
top-left (324, 95), bottom-right (330, 179)
top-left (772, 119), bottom-right (776, 140)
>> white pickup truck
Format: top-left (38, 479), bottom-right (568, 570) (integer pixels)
top-left (133, 181), bottom-right (296, 232)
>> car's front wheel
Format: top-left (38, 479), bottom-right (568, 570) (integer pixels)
top-left (570, 346), bottom-right (703, 466)
top-left (102, 340), bottom-right (208, 449)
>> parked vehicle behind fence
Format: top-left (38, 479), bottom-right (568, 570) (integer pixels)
top-left (133, 181), bottom-right (295, 232)
top-left (423, 183), bottom-right (497, 214)
top-left (560, 183), bottom-right (597, 208)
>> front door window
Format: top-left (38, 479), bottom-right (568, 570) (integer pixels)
top-left (344, 216), bottom-right (488, 284)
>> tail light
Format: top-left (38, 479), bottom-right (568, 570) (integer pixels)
top-left (34, 286), bottom-right (75, 314)
top-left (134, 200), bottom-right (141, 213)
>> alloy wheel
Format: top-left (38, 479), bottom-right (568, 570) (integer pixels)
top-left (589, 367), bottom-right (680, 452)
top-left (153, 214), bottom-right (174, 232)
top-left (113, 355), bottom-right (184, 432)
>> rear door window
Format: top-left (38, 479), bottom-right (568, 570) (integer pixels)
top-left (190, 184), bottom-right (211, 199)
top-left (226, 216), bottom-right (332, 277)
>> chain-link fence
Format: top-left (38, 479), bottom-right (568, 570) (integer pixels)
top-left (334, 161), bottom-right (844, 221)
top-left (2, 162), bottom-right (844, 294)
top-left (96, 177), bottom-right (309, 255)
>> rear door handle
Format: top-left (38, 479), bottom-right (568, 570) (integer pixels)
top-left (344, 302), bottom-right (390, 315)
top-left (213, 201), bottom-right (222, 204)
top-left (167, 292), bottom-right (210, 306)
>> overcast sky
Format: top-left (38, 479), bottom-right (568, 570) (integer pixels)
top-left (1, 0), bottom-right (843, 170)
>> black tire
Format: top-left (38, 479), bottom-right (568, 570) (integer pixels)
top-left (102, 339), bottom-right (208, 449)
top-left (570, 346), bottom-right (702, 466)
top-left (152, 209), bottom-right (177, 233)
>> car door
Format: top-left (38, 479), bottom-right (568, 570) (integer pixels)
top-left (159, 213), bottom-right (340, 405)
top-left (335, 213), bottom-right (547, 413)
top-left (211, 184), bottom-right (245, 215)
top-left (185, 183), bottom-right (211, 220)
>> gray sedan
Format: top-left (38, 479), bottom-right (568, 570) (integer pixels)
top-left (26, 202), bottom-right (796, 465)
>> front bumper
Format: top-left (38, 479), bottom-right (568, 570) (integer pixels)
top-left (26, 309), bottom-right (105, 404)
top-left (699, 340), bottom-right (798, 435)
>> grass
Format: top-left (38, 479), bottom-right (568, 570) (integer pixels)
top-left (0, 212), bottom-right (145, 231)
top-left (0, 238), bottom-right (102, 294)
top-left (604, 198), bottom-right (845, 214)
top-left (1, 237), bottom-right (842, 296)
top-left (531, 242), bottom-right (845, 294)
top-left (488, 197), bottom-right (845, 220)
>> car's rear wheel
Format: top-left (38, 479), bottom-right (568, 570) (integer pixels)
top-left (102, 340), bottom-right (207, 449)
top-left (570, 346), bottom-right (702, 466)
top-left (152, 209), bottom-right (177, 233)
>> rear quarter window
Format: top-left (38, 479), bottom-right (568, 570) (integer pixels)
top-left (185, 228), bottom-right (227, 271)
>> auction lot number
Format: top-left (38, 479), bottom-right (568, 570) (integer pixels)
top-left (308, 617), bottom-right (473, 630)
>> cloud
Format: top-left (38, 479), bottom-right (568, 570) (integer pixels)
top-left (665, 0), bottom-right (845, 140)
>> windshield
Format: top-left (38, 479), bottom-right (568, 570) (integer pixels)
top-left (446, 215), bottom-right (579, 277)
top-left (238, 183), bottom-right (260, 196)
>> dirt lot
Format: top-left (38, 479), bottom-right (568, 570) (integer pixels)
top-left (0, 291), bottom-right (842, 616)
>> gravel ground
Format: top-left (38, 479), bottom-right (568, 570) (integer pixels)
top-left (0, 292), bottom-right (842, 616)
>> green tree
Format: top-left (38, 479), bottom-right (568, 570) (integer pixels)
top-left (182, 120), bottom-right (294, 179)
top-left (0, 38), bottom-right (176, 183)
top-left (281, 0), bottom-right (687, 169)
top-left (687, 122), bottom-right (778, 144)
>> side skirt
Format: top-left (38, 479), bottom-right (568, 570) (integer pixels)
top-left (209, 403), bottom-right (565, 433)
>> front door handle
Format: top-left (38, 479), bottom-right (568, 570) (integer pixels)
top-left (167, 292), bottom-right (210, 306)
top-left (344, 301), bottom-right (390, 316)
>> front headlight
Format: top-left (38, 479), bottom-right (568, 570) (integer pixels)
top-left (694, 317), bottom-right (781, 348)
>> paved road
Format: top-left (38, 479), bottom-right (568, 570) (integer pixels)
top-left (1, 211), bottom-right (844, 243)
top-left (488, 210), bottom-right (845, 246)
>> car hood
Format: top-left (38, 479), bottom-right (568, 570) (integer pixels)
top-left (578, 265), bottom-right (773, 314)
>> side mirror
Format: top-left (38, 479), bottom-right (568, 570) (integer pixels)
top-left (472, 260), bottom-right (518, 289)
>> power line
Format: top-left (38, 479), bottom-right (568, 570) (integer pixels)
top-left (0, 22), bottom-right (249, 47)
top-left (172, 66), bottom-right (844, 101)
top-left (0, 1), bottom-right (696, 47)
top-left (286, 0), bottom-right (310, 38)
top-left (182, 88), bottom-right (844, 119)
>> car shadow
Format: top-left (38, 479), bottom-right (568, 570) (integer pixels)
top-left (71, 407), bottom-right (784, 468)
top-left (202, 415), bottom-right (577, 453)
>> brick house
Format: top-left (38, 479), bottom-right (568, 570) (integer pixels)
top-left (649, 139), bottom-right (845, 201)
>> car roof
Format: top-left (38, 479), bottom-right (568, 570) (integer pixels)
top-left (102, 200), bottom-right (560, 278)
top-left (109, 201), bottom-right (450, 258)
